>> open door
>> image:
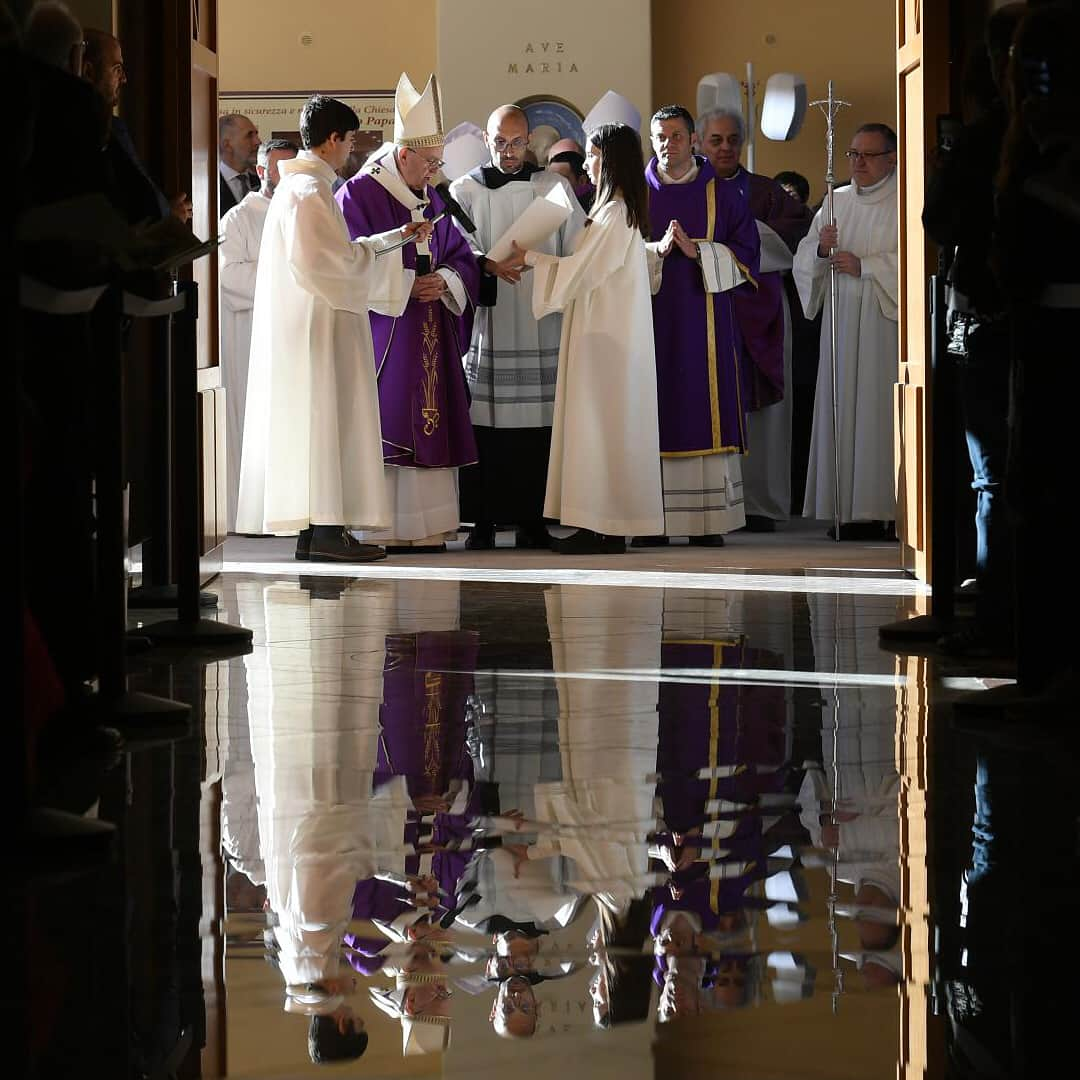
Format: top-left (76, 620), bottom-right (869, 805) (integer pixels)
top-left (119, 0), bottom-right (226, 584)
top-left (895, 9), bottom-right (950, 1076)
top-left (895, 0), bottom-right (949, 583)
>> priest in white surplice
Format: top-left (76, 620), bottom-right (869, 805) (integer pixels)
top-left (219, 137), bottom-right (297, 533)
top-left (449, 105), bottom-right (585, 550)
top-left (236, 95), bottom-right (432, 563)
top-left (793, 123), bottom-right (899, 535)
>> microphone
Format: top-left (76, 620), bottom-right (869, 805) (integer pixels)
top-left (434, 181), bottom-right (477, 234)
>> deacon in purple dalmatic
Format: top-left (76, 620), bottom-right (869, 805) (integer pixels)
top-left (337, 143), bottom-right (479, 549)
top-left (646, 106), bottom-right (766, 542)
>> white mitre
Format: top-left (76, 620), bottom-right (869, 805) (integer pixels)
top-left (442, 121), bottom-right (487, 180)
top-left (583, 89), bottom-right (641, 134)
top-left (394, 71), bottom-right (444, 149)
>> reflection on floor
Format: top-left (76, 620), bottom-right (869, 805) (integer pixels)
top-left (26, 550), bottom-right (1078, 1078)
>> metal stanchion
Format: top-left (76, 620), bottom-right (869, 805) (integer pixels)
top-left (127, 294), bottom-right (217, 611)
top-left (139, 281), bottom-right (251, 650)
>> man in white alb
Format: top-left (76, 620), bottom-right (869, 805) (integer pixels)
top-left (219, 137), bottom-right (297, 533)
top-left (793, 123), bottom-right (899, 539)
top-left (236, 95), bottom-right (431, 562)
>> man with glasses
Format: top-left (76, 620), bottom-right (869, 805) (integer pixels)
top-left (337, 73), bottom-right (480, 554)
top-left (793, 123), bottom-right (898, 539)
top-left (82, 27), bottom-right (191, 223)
top-left (450, 105), bottom-right (586, 550)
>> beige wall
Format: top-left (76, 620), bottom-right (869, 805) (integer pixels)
top-left (437, 0), bottom-right (652, 137)
top-left (220, 0), bottom-right (895, 202)
top-left (219, 0), bottom-right (437, 91)
top-left (652, 0), bottom-right (897, 204)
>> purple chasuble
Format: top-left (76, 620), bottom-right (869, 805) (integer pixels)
top-left (647, 155), bottom-right (761, 454)
top-left (336, 173), bottom-right (479, 468)
top-left (375, 630), bottom-right (479, 799)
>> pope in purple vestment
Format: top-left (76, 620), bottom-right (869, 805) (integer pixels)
top-left (337, 154), bottom-right (479, 471)
top-left (646, 154), bottom-right (764, 454)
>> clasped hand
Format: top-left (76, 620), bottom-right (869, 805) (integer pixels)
top-left (411, 272), bottom-right (448, 301)
top-left (659, 219), bottom-right (697, 259)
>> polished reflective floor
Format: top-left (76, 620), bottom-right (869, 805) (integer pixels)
top-left (25, 542), bottom-right (1079, 1078)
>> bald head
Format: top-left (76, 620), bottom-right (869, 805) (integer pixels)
top-left (82, 27), bottom-right (124, 107)
top-left (484, 105), bottom-right (529, 175)
top-left (486, 104), bottom-right (528, 136)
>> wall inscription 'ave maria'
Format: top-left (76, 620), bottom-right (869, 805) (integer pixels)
top-left (508, 41), bottom-right (579, 74)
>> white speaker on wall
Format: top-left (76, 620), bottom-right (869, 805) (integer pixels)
top-left (761, 72), bottom-right (808, 141)
top-left (696, 72), bottom-right (743, 121)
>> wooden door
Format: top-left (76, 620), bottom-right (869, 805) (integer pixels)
top-left (119, 0), bottom-right (225, 581)
top-left (895, 0), bottom-right (949, 582)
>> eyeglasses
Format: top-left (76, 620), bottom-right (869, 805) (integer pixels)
top-left (845, 150), bottom-right (892, 161)
top-left (408, 147), bottom-right (445, 170)
top-left (492, 137), bottom-right (527, 153)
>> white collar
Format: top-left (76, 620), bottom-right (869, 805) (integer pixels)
top-left (856, 169), bottom-right (896, 196)
top-left (220, 160), bottom-right (247, 182)
top-left (280, 150), bottom-right (340, 187)
top-left (657, 159), bottom-right (700, 186)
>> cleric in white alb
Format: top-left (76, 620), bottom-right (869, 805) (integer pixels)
top-left (219, 137), bottom-right (297, 533)
top-left (793, 123), bottom-right (899, 530)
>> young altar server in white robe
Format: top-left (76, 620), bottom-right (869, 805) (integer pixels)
top-left (236, 95), bottom-right (431, 563)
top-left (219, 138), bottom-right (297, 533)
top-left (793, 123), bottom-right (899, 536)
top-left (507, 122), bottom-right (664, 554)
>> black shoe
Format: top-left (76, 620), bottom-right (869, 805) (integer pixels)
top-left (551, 529), bottom-right (626, 555)
top-left (743, 515), bottom-right (776, 533)
top-left (630, 535), bottom-right (670, 547)
top-left (514, 523), bottom-right (550, 549)
top-left (465, 524), bottom-right (496, 550)
top-left (384, 543), bottom-right (447, 555)
top-left (296, 526), bottom-right (312, 561)
top-left (308, 528), bottom-right (386, 563)
top-left (688, 534), bottom-right (726, 547)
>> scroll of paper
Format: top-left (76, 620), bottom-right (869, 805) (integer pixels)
top-left (698, 241), bottom-right (749, 293)
top-left (486, 182), bottom-right (574, 262)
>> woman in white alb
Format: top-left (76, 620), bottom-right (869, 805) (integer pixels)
top-left (506, 122), bottom-right (664, 554)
